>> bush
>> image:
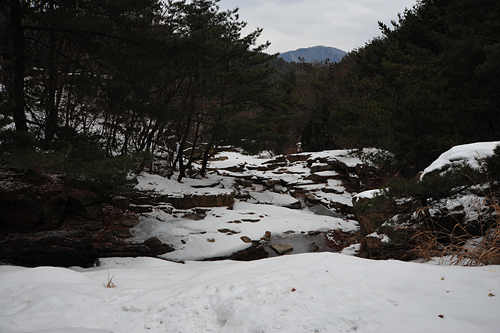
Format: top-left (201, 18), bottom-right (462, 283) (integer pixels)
top-left (378, 156), bottom-right (500, 265)
top-left (384, 162), bottom-right (484, 206)
top-left (484, 144), bottom-right (500, 182)
top-left (0, 128), bottom-right (153, 196)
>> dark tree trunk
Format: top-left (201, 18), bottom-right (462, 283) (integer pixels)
top-left (44, 29), bottom-right (58, 145)
top-left (200, 136), bottom-right (215, 177)
top-left (1, 0), bottom-right (28, 132)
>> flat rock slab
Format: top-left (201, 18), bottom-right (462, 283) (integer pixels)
top-left (240, 236), bottom-right (252, 243)
top-left (271, 244), bottom-right (294, 255)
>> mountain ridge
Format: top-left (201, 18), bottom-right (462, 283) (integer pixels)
top-left (279, 45), bottom-right (346, 63)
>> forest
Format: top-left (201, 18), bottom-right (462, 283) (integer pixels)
top-left (1, 0), bottom-right (499, 189)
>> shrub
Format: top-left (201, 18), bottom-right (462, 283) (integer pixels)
top-left (378, 161), bottom-right (498, 264)
top-left (384, 162), bottom-right (484, 206)
top-left (484, 144), bottom-right (500, 182)
top-left (0, 128), bottom-right (153, 196)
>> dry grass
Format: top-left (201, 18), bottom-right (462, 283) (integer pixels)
top-left (103, 271), bottom-right (117, 288)
top-left (443, 203), bottom-right (500, 266)
top-left (407, 201), bottom-right (500, 266)
top-left (398, 154), bottom-right (500, 266)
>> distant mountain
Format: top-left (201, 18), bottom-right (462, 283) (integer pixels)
top-left (278, 46), bottom-right (346, 63)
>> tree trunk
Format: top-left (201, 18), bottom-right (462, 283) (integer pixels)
top-left (44, 28), bottom-right (58, 145)
top-left (1, 0), bottom-right (28, 132)
top-left (200, 136), bottom-right (215, 177)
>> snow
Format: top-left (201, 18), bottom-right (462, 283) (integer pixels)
top-left (2, 145), bottom-right (500, 332)
top-left (132, 201), bottom-right (358, 262)
top-left (367, 232), bottom-right (391, 243)
top-left (354, 189), bottom-right (384, 200)
top-left (136, 173), bottom-right (232, 197)
top-left (420, 141), bottom-right (500, 179)
top-left (1, 254), bottom-right (499, 333)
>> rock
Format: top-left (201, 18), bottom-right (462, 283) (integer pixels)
top-left (67, 194), bottom-right (101, 207)
top-left (111, 196), bottom-right (131, 210)
top-left (128, 204), bottom-right (153, 213)
top-left (261, 231), bottom-right (271, 241)
top-left (121, 217), bottom-right (140, 227)
top-left (283, 200), bottom-right (302, 210)
top-left (311, 164), bottom-right (335, 173)
top-left (164, 192), bottom-right (235, 209)
top-left (78, 220), bottom-right (104, 231)
top-left (304, 193), bottom-right (321, 205)
top-left (239, 179), bottom-right (253, 188)
top-left (265, 180), bottom-right (275, 188)
top-left (286, 154), bottom-right (311, 163)
top-left (270, 244), bottom-right (294, 255)
top-left (240, 236), bottom-right (252, 243)
top-left (65, 194), bottom-right (103, 219)
top-left (0, 168), bottom-right (176, 267)
top-left (228, 243), bottom-right (268, 261)
top-left (222, 164), bottom-right (246, 172)
top-left (113, 229), bottom-right (134, 238)
top-left (324, 230), bottom-right (363, 252)
top-left (65, 203), bottom-right (103, 219)
top-left (143, 237), bottom-right (164, 249)
top-left (41, 190), bottom-right (68, 225)
top-left (183, 213), bottom-right (206, 220)
top-left (0, 189), bottom-right (68, 231)
top-left (235, 190), bottom-right (251, 200)
top-left (218, 228), bottom-right (239, 235)
top-left (100, 232), bottom-right (121, 245)
top-left (0, 229), bottom-right (97, 267)
top-left (44, 219), bottom-right (60, 228)
top-left (241, 218), bottom-right (260, 223)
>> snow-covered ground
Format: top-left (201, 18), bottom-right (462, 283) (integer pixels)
top-left (1, 254), bottom-right (499, 333)
top-left (1, 144), bottom-right (500, 332)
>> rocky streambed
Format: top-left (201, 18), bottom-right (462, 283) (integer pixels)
top-left (0, 149), bottom-right (389, 267)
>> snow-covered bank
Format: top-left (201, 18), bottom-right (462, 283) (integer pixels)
top-left (1, 253), bottom-right (499, 333)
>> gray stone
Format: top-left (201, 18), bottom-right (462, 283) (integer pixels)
top-left (271, 244), bottom-right (294, 255)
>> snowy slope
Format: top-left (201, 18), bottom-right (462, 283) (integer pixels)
top-left (1, 254), bottom-right (499, 333)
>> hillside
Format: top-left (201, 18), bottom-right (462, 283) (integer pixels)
top-left (279, 45), bottom-right (346, 63)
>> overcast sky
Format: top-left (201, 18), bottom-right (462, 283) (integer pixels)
top-left (218, 0), bottom-right (419, 54)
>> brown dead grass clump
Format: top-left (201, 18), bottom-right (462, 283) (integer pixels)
top-left (103, 271), bottom-right (117, 288)
top-left (408, 202), bottom-right (500, 266)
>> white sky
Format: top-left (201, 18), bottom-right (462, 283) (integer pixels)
top-left (218, 0), bottom-right (419, 54)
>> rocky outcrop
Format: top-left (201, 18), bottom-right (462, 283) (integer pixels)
top-left (0, 168), bottom-right (174, 267)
